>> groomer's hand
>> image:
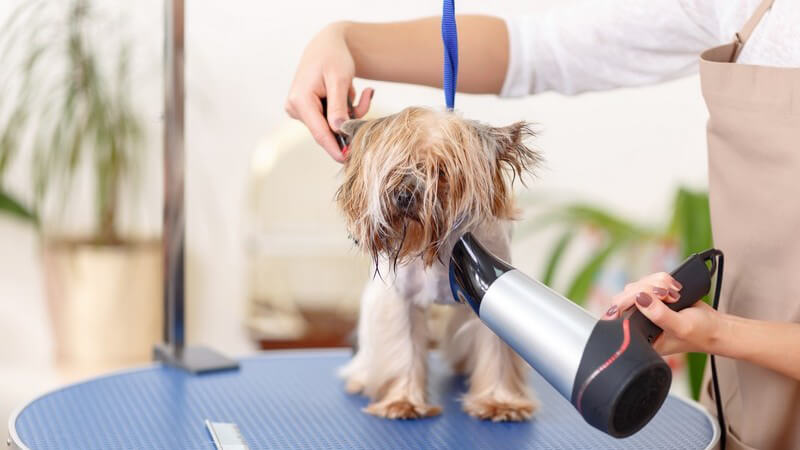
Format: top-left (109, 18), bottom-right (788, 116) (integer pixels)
top-left (285, 22), bottom-right (374, 163)
top-left (602, 272), bottom-right (723, 355)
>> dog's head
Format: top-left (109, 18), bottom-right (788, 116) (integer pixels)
top-left (336, 107), bottom-right (540, 268)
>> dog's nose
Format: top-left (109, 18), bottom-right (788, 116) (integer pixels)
top-left (395, 190), bottom-right (414, 210)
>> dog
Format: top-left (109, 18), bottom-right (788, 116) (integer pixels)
top-left (335, 106), bottom-right (541, 421)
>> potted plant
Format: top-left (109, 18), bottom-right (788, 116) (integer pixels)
top-left (0, 0), bottom-right (161, 369)
top-left (518, 187), bottom-right (714, 400)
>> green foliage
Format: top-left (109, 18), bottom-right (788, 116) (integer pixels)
top-left (671, 188), bottom-right (714, 270)
top-left (541, 229), bottom-right (575, 287)
top-left (0, 189), bottom-right (37, 224)
top-left (565, 234), bottom-right (628, 303)
top-left (522, 202), bottom-right (657, 304)
top-left (0, 0), bottom-right (144, 243)
top-left (669, 188), bottom-right (714, 400)
top-left (520, 187), bottom-right (713, 399)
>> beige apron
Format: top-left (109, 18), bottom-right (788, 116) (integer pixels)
top-left (698, 0), bottom-right (800, 449)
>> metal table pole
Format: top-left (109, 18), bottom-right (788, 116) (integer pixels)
top-left (153, 0), bottom-right (238, 373)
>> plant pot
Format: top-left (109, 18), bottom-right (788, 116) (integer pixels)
top-left (42, 238), bottom-right (162, 366)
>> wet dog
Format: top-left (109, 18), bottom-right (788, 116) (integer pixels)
top-left (336, 106), bottom-right (541, 421)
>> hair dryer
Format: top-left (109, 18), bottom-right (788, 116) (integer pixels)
top-left (449, 232), bottom-right (721, 438)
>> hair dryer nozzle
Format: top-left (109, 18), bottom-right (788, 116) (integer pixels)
top-left (449, 232), bottom-right (513, 314)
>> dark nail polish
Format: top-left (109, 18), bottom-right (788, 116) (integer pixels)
top-left (652, 287), bottom-right (668, 297)
top-left (605, 305), bottom-right (618, 317)
top-left (636, 292), bottom-right (653, 307)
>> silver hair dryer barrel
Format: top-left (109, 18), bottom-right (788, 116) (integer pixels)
top-left (449, 232), bottom-right (719, 438)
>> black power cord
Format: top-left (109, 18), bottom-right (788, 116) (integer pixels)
top-left (704, 249), bottom-right (726, 450)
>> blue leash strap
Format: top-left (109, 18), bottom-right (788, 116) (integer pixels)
top-left (441, 0), bottom-right (458, 110)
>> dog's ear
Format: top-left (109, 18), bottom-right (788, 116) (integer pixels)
top-left (340, 119), bottom-right (367, 146)
top-left (487, 121), bottom-right (541, 182)
top-left (472, 120), bottom-right (541, 218)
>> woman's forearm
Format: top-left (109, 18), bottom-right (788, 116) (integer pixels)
top-left (287, 16), bottom-right (509, 160)
top-left (342, 16), bottom-right (509, 94)
top-left (715, 314), bottom-right (800, 380)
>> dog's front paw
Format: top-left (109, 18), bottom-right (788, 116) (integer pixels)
top-left (462, 396), bottom-right (538, 422)
top-left (344, 376), bottom-right (366, 394)
top-left (339, 362), bottom-right (368, 395)
top-left (364, 399), bottom-right (442, 420)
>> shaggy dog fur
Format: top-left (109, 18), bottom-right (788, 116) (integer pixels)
top-left (336, 106), bottom-right (542, 421)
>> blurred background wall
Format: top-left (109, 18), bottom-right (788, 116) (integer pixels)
top-left (0, 0), bottom-right (709, 422)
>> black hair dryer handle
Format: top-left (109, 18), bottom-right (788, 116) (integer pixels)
top-left (628, 250), bottom-right (717, 344)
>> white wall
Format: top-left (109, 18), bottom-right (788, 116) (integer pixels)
top-left (0, 0), bottom-right (710, 409)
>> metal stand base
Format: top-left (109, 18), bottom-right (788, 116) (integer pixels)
top-left (154, 344), bottom-right (239, 374)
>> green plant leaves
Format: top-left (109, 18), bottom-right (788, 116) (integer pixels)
top-left (0, 189), bottom-right (37, 224)
top-left (526, 202), bottom-right (655, 304)
top-left (686, 352), bottom-right (707, 400)
top-left (541, 229), bottom-right (575, 287)
top-left (668, 188), bottom-right (713, 401)
top-left (564, 234), bottom-right (627, 304)
top-left (0, 0), bottom-right (145, 242)
top-left (670, 188), bottom-right (713, 259)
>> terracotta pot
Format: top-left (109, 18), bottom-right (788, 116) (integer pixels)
top-left (42, 238), bottom-right (162, 366)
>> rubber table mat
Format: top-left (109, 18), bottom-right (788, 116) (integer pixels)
top-left (10, 350), bottom-right (717, 449)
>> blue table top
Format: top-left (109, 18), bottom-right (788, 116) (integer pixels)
top-left (9, 350), bottom-right (717, 449)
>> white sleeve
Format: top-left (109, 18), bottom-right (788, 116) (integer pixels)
top-left (500, 0), bottom-right (724, 96)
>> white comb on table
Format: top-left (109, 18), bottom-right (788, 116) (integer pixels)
top-left (205, 420), bottom-right (250, 450)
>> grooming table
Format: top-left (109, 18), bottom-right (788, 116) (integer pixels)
top-left (8, 350), bottom-right (718, 449)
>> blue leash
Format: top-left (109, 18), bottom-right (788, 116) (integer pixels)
top-left (441, 0), bottom-right (458, 110)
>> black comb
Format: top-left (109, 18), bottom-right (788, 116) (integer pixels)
top-left (320, 97), bottom-right (354, 150)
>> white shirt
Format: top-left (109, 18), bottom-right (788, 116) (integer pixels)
top-left (501, 0), bottom-right (800, 97)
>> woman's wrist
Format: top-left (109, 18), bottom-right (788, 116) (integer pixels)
top-left (322, 21), bottom-right (351, 53)
top-left (334, 21), bottom-right (370, 79)
top-left (707, 312), bottom-right (733, 356)
top-left (712, 312), bottom-right (775, 361)
top-left (329, 21), bottom-right (352, 43)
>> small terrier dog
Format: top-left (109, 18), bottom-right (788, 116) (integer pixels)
top-left (336, 106), bottom-right (541, 421)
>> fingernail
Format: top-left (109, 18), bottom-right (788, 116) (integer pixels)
top-left (333, 118), bottom-right (345, 129)
top-left (668, 288), bottom-right (680, 300)
top-left (672, 279), bottom-right (683, 290)
top-left (652, 287), bottom-right (668, 297)
top-left (636, 292), bottom-right (652, 307)
top-left (605, 305), bottom-right (618, 317)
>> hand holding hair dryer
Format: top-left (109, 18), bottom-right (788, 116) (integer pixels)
top-left (449, 232), bottom-right (721, 437)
